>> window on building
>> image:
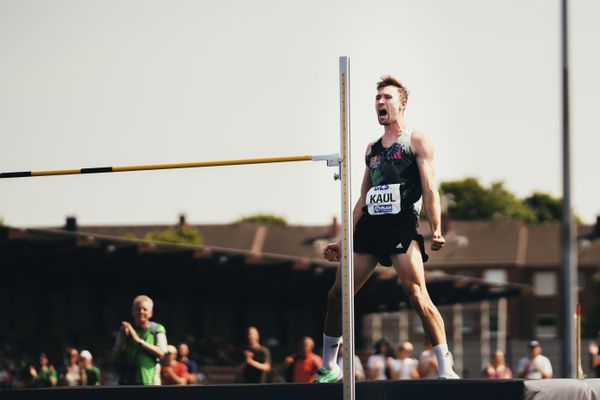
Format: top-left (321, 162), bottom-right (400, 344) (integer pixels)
top-left (462, 312), bottom-right (475, 334)
top-left (484, 270), bottom-right (507, 284)
top-left (535, 314), bottom-right (558, 338)
top-left (489, 312), bottom-right (499, 337)
top-left (533, 272), bottom-right (557, 296)
top-left (578, 272), bottom-right (585, 293)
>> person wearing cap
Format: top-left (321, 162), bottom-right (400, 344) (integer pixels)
top-left (160, 345), bottom-right (190, 385)
top-left (79, 350), bottom-right (101, 386)
top-left (516, 340), bottom-right (553, 379)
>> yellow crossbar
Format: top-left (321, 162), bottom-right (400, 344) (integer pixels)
top-left (1, 155), bottom-right (321, 179)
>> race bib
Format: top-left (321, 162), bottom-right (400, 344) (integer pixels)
top-left (366, 184), bottom-right (401, 215)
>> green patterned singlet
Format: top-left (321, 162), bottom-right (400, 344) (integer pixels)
top-left (365, 128), bottom-right (422, 218)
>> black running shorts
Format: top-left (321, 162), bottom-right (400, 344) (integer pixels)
top-left (353, 211), bottom-right (429, 267)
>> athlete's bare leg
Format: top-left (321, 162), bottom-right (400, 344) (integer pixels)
top-left (323, 253), bottom-right (378, 337)
top-left (389, 240), bottom-right (446, 345)
top-left (390, 240), bottom-right (458, 378)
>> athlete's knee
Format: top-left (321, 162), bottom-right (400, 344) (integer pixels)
top-left (405, 284), bottom-right (432, 315)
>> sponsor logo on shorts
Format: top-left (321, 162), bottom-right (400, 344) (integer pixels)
top-left (373, 205), bottom-right (393, 213)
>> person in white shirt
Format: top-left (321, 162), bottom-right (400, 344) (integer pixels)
top-left (366, 339), bottom-right (393, 380)
top-left (516, 340), bottom-right (553, 379)
top-left (388, 342), bottom-right (419, 380)
top-left (336, 345), bottom-right (366, 381)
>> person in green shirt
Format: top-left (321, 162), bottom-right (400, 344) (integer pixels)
top-left (112, 295), bottom-right (168, 385)
top-left (79, 350), bottom-right (101, 386)
top-left (29, 353), bottom-right (57, 388)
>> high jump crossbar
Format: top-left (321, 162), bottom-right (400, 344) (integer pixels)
top-left (0, 56), bottom-right (357, 400)
top-left (0, 154), bottom-right (341, 178)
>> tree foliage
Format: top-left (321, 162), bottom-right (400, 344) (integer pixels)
top-left (237, 213), bottom-right (287, 226)
top-left (144, 225), bottom-right (203, 246)
top-left (440, 178), bottom-right (561, 223)
top-left (523, 192), bottom-right (562, 223)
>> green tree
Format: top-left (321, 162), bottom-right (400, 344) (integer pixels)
top-left (237, 213), bottom-right (287, 226)
top-left (441, 178), bottom-right (535, 221)
top-left (144, 225), bottom-right (203, 246)
top-left (524, 192), bottom-right (562, 223)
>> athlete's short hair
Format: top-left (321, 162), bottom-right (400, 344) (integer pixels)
top-left (376, 75), bottom-right (409, 101)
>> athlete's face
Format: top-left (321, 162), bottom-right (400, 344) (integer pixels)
top-left (375, 86), bottom-right (406, 126)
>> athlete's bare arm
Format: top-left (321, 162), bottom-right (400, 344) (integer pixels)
top-left (411, 131), bottom-right (444, 251)
top-left (323, 142), bottom-right (375, 262)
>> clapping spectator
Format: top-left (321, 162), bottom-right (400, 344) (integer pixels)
top-left (589, 333), bottom-right (600, 377)
top-left (388, 342), bottom-right (419, 380)
top-left (112, 295), bottom-right (168, 385)
top-left (239, 326), bottom-right (271, 383)
top-left (517, 340), bottom-right (552, 379)
top-left (483, 350), bottom-right (512, 379)
top-left (29, 353), bottom-right (57, 388)
top-left (284, 337), bottom-right (322, 383)
top-left (366, 339), bottom-right (394, 380)
top-left (58, 348), bottom-right (81, 386)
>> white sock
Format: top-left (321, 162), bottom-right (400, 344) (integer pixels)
top-left (322, 334), bottom-right (342, 370)
top-left (433, 343), bottom-right (453, 376)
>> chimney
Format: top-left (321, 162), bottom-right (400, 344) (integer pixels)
top-left (441, 212), bottom-right (452, 235)
top-left (330, 216), bottom-right (341, 237)
top-left (65, 216), bottom-right (78, 232)
top-left (178, 214), bottom-right (187, 227)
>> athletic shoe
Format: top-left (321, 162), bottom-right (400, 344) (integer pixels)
top-left (438, 370), bottom-right (460, 379)
top-left (314, 367), bottom-right (342, 383)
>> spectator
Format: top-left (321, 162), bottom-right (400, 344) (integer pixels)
top-left (366, 339), bottom-right (394, 380)
top-left (516, 340), bottom-right (552, 379)
top-left (418, 341), bottom-right (438, 378)
top-left (112, 294), bottom-right (168, 385)
top-left (483, 350), bottom-right (512, 379)
top-left (79, 350), bottom-right (102, 386)
top-left (336, 345), bottom-right (366, 381)
top-left (29, 353), bottom-right (57, 388)
top-left (161, 345), bottom-right (190, 385)
top-left (178, 342), bottom-right (200, 383)
top-left (588, 332), bottom-right (600, 377)
top-left (239, 326), bottom-right (271, 383)
top-left (0, 361), bottom-right (12, 389)
top-left (284, 337), bottom-right (322, 383)
top-left (58, 347), bottom-right (81, 386)
top-left (388, 342), bottom-right (419, 380)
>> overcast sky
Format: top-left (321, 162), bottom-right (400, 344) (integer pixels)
top-left (1, 0), bottom-right (598, 228)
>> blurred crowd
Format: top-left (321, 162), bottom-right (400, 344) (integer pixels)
top-left (7, 294), bottom-right (599, 390)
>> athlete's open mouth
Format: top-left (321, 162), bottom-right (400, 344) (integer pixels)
top-left (378, 109), bottom-right (387, 117)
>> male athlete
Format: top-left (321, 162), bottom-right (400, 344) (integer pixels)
top-left (316, 76), bottom-right (459, 382)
